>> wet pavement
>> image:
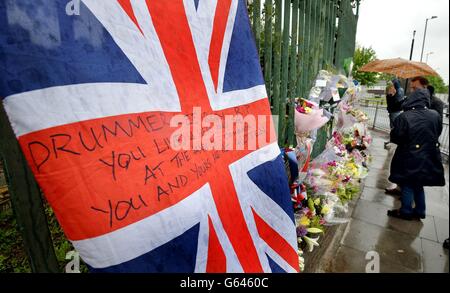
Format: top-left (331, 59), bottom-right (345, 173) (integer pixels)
top-left (328, 131), bottom-right (449, 273)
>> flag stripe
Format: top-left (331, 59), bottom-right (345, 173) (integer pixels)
top-left (117, 0), bottom-right (144, 35)
top-left (229, 142), bottom-right (297, 252)
top-left (146, 0), bottom-right (266, 273)
top-left (208, 0), bottom-right (233, 91)
top-left (146, 0), bottom-right (211, 112)
top-left (184, 0), bottom-right (267, 111)
top-left (222, 0), bottom-right (265, 93)
top-left (71, 184), bottom-right (227, 269)
top-left (3, 83), bottom-right (180, 138)
top-left (209, 169), bottom-right (264, 273)
top-left (252, 209), bottom-right (300, 272)
top-left (206, 217), bottom-right (227, 273)
top-left (88, 224), bottom-right (201, 273)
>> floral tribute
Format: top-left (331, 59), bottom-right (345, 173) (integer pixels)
top-left (282, 71), bottom-right (372, 271)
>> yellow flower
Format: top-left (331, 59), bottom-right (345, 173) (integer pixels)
top-left (314, 198), bottom-right (321, 206)
top-left (321, 205), bottom-right (331, 215)
top-left (345, 162), bottom-right (359, 177)
top-left (300, 216), bottom-right (311, 227)
top-left (304, 107), bottom-right (313, 114)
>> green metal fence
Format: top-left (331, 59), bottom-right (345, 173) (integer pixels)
top-left (0, 0), bottom-right (361, 272)
top-left (335, 0), bottom-right (360, 71)
top-left (249, 0), bottom-right (360, 148)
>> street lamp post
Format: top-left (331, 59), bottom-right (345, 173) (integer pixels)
top-left (420, 16), bottom-right (438, 62)
top-left (405, 30), bottom-right (417, 93)
top-left (409, 30), bottom-right (416, 61)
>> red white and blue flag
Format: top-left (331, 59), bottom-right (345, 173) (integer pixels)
top-left (0, 0), bottom-right (298, 273)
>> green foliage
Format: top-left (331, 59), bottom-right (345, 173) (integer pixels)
top-left (337, 182), bottom-right (360, 203)
top-left (307, 198), bottom-right (315, 212)
top-left (310, 215), bottom-right (324, 231)
top-left (0, 209), bottom-right (31, 272)
top-left (352, 46), bottom-right (379, 86)
top-left (427, 75), bottom-right (449, 94)
top-left (378, 73), bottom-right (396, 82)
top-left (0, 204), bottom-right (88, 273)
top-left (44, 204), bottom-right (89, 273)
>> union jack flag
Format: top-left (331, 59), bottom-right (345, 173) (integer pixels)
top-left (0, 0), bottom-right (298, 273)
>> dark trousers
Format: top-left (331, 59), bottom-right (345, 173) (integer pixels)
top-left (400, 184), bottom-right (426, 217)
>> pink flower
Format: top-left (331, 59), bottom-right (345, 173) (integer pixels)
top-left (327, 161), bottom-right (337, 167)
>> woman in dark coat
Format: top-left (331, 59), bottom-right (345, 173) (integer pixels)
top-left (388, 79), bottom-right (445, 221)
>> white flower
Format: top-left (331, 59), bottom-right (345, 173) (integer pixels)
top-left (298, 250), bottom-right (305, 272)
top-left (303, 236), bottom-right (320, 252)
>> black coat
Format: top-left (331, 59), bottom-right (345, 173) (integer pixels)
top-left (389, 89), bottom-right (445, 187)
top-left (430, 95), bottom-right (445, 120)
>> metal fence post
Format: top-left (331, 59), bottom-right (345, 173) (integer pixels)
top-left (264, 0), bottom-right (273, 103)
top-left (373, 101), bottom-right (380, 130)
top-left (272, 0), bottom-right (282, 122)
top-left (302, 0), bottom-right (312, 97)
top-left (297, 0), bottom-right (306, 97)
top-left (278, 0), bottom-right (291, 143)
top-left (288, 0), bottom-right (300, 146)
top-left (252, 0), bottom-right (262, 51)
top-left (0, 104), bottom-right (59, 273)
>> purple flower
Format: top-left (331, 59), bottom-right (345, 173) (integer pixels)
top-left (301, 207), bottom-right (311, 216)
top-left (296, 226), bottom-right (308, 238)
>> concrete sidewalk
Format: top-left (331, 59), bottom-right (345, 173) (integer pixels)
top-left (327, 131), bottom-right (449, 273)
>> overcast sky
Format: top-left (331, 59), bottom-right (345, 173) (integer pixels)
top-left (356, 0), bottom-right (449, 84)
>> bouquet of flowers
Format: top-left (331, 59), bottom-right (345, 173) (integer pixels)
top-left (306, 155), bottom-right (364, 204)
top-left (295, 98), bottom-right (330, 134)
top-left (295, 198), bottom-right (326, 253)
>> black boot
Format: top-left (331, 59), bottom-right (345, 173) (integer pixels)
top-left (444, 239), bottom-right (449, 250)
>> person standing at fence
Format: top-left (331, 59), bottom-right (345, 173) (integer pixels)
top-left (384, 79), bottom-right (405, 149)
top-left (384, 79), bottom-right (406, 195)
top-left (387, 76), bottom-right (445, 221)
top-left (428, 85), bottom-right (445, 120)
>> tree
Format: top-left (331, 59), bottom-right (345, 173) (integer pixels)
top-left (378, 73), bottom-right (396, 82)
top-left (426, 75), bottom-right (449, 94)
top-left (352, 46), bottom-right (379, 86)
